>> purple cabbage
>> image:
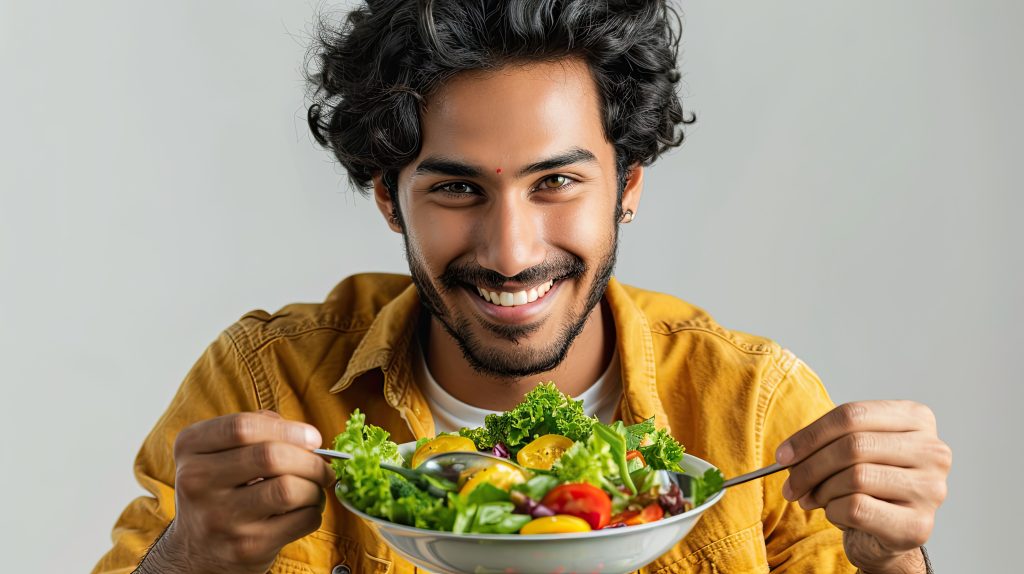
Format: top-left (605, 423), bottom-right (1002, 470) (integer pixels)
top-left (658, 482), bottom-right (687, 516)
top-left (510, 490), bottom-right (556, 518)
top-left (491, 442), bottom-right (510, 459)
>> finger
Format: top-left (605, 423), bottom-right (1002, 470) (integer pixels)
top-left (824, 494), bottom-right (934, 551)
top-left (222, 506), bottom-right (324, 565)
top-left (237, 474), bottom-right (326, 520)
top-left (175, 412), bottom-right (323, 456)
top-left (776, 401), bottom-right (936, 466)
top-left (797, 463), bottom-right (936, 510)
top-left (783, 431), bottom-right (925, 501)
top-left (260, 506), bottom-right (325, 555)
top-left (203, 441), bottom-right (336, 487)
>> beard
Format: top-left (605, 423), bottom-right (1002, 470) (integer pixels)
top-left (404, 229), bottom-right (619, 379)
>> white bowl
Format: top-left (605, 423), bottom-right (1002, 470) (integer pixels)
top-left (336, 442), bottom-right (726, 574)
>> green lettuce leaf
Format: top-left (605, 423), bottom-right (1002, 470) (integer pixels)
top-left (331, 410), bottom-right (452, 531)
top-left (458, 383), bottom-right (596, 452)
top-left (638, 427), bottom-right (686, 472)
top-left (691, 468), bottom-right (725, 507)
top-left (623, 417), bottom-right (656, 451)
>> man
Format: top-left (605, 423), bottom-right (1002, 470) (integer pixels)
top-left (94, 1), bottom-right (950, 573)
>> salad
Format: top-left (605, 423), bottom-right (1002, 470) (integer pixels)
top-left (330, 383), bottom-right (723, 535)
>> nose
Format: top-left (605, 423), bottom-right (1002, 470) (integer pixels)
top-left (475, 195), bottom-right (546, 279)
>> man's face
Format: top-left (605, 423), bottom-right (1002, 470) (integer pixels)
top-left (379, 59), bottom-right (639, 378)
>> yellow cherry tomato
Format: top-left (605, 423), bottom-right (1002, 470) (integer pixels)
top-left (519, 515), bottom-right (592, 534)
top-left (411, 435), bottom-right (477, 469)
top-left (458, 462), bottom-right (528, 496)
top-left (516, 434), bottom-right (574, 470)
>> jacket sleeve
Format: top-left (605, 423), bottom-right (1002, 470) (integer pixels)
top-left (760, 358), bottom-right (858, 573)
top-left (91, 330), bottom-right (262, 574)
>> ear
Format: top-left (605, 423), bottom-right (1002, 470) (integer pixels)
top-left (372, 172), bottom-right (403, 233)
top-left (620, 163), bottom-right (644, 217)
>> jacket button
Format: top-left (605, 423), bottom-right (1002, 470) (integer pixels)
top-left (332, 565), bottom-right (351, 574)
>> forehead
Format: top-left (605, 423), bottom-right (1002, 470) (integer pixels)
top-left (415, 59), bottom-right (611, 168)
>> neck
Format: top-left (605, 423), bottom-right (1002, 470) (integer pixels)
top-left (423, 300), bottom-right (616, 411)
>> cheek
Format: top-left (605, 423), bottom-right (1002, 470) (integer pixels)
top-left (544, 202), bottom-right (615, 259)
top-left (406, 210), bottom-right (473, 268)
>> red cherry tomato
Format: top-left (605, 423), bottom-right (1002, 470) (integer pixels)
top-left (540, 483), bottom-right (612, 530)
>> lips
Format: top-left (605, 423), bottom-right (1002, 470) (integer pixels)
top-left (475, 280), bottom-right (555, 307)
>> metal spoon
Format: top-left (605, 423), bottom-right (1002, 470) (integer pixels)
top-left (316, 448), bottom-right (531, 498)
top-left (314, 448), bottom-right (460, 498)
top-left (720, 462), bottom-right (788, 489)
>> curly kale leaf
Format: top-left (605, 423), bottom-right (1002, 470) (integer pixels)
top-left (459, 382), bottom-right (597, 452)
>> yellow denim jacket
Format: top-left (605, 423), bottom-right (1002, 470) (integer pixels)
top-left (93, 273), bottom-right (855, 574)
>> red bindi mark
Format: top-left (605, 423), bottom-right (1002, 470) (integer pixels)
top-left (496, 167), bottom-right (503, 174)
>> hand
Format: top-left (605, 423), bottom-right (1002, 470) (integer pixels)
top-left (776, 401), bottom-right (951, 574)
top-left (138, 411), bottom-right (335, 574)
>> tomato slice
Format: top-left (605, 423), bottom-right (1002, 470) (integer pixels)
top-left (411, 435), bottom-right (477, 469)
top-left (624, 502), bottom-right (664, 525)
top-left (519, 515), bottom-right (592, 534)
top-left (516, 434), bottom-right (574, 470)
top-left (540, 483), bottom-right (612, 530)
top-left (458, 462), bottom-right (528, 496)
top-left (626, 450), bottom-right (646, 466)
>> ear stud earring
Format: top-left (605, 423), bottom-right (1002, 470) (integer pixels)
top-left (620, 209), bottom-right (635, 223)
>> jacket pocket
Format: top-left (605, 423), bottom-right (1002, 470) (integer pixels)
top-left (273, 529), bottom-right (393, 574)
top-left (645, 523), bottom-right (769, 574)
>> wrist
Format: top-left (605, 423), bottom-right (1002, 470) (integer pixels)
top-left (133, 520), bottom-right (193, 574)
top-left (857, 547), bottom-right (928, 574)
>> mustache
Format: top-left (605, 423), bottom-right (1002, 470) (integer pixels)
top-left (438, 253), bottom-right (587, 292)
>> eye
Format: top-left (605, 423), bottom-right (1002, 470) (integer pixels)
top-left (537, 175), bottom-right (574, 190)
top-left (432, 181), bottom-right (477, 197)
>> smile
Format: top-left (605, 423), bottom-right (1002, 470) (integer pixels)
top-left (474, 280), bottom-right (555, 307)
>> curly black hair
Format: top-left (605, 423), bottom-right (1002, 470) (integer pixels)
top-left (306, 0), bottom-right (694, 197)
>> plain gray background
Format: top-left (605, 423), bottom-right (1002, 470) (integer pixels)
top-left (1, 1), bottom-right (1019, 571)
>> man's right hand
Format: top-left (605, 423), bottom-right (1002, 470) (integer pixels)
top-left (136, 410), bottom-right (336, 574)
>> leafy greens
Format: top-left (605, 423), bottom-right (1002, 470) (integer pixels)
top-left (458, 382), bottom-right (595, 452)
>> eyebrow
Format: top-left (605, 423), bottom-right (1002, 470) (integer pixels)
top-left (411, 147), bottom-right (598, 179)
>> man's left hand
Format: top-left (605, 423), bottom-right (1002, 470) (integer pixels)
top-left (776, 400), bottom-right (951, 574)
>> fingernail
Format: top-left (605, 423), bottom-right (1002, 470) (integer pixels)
top-left (782, 479), bottom-right (793, 501)
top-left (305, 427), bottom-right (322, 448)
top-left (776, 442), bottom-right (794, 465)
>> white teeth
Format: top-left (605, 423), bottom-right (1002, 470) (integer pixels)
top-left (475, 280), bottom-right (556, 307)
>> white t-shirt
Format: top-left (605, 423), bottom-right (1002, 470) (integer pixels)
top-left (413, 344), bottom-right (622, 434)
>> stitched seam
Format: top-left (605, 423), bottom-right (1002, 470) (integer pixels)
top-left (226, 321), bottom-right (276, 411)
top-left (636, 307), bottom-right (662, 424)
top-left (756, 349), bottom-right (802, 525)
top-left (251, 325), bottom-right (371, 353)
top-left (650, 324), bottom-right (773, 355)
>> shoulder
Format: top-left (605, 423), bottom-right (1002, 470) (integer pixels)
top-left (226, 273), bottom-right (413, 347)
top-left (617, 281), bottom-right (782, 358)
top-left (617, 281), bottom-right (810, 419)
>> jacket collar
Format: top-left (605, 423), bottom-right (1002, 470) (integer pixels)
top-left (329, 282), bottom-right (420, 408)
top-left (330, 277), bottom-right (670, 431)
top-left (603, 278), bottom-right (672, 430)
